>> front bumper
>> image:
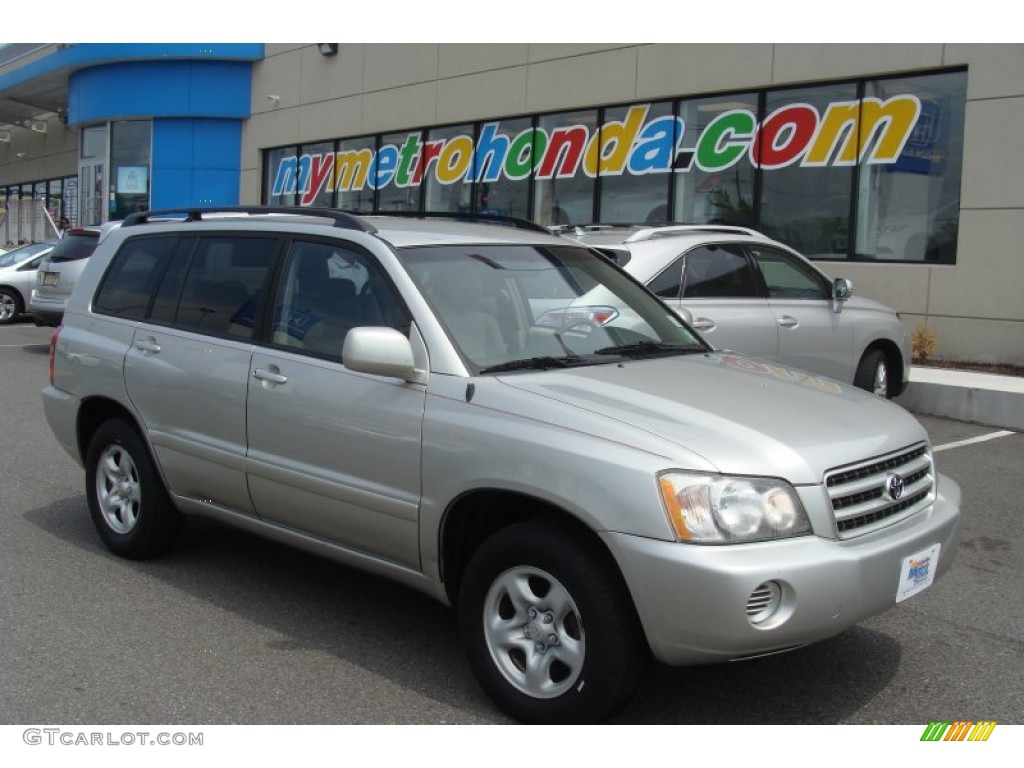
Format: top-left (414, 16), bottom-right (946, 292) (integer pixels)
top-left (603, 474), bottom-right (961, 665)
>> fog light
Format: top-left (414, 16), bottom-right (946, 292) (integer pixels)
top-left (746, 581), bottom-right (782, 625)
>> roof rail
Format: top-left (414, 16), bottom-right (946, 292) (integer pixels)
top-left (356, 210), bottom-right (551, 234)
top-left (120, 206), bottom-right (376, 233)
top-left (624, 224), bottom-right (762, 242)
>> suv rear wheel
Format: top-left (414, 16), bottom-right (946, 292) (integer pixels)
top-left (85, 419), bottom-right (182, 558)
top-left (458, 521), bottom-right (647, 723)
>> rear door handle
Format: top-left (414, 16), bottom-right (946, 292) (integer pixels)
top-left (692, 317), bottom-right (715, 331)
top-left (253, 367), bottom-right (288, 385)
top-left (134, 337), bottom-right (161, 353)
top-left (777, 315), bottom-right (799, 328)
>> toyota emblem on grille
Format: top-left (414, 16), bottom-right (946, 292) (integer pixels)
top-left (886, 473), bottom-right (905, 500)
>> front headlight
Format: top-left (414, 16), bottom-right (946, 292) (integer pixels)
top-left (658, 472), bottom-right (811, 544)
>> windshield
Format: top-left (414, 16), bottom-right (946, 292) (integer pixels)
top-left (396, 243), bottom-right (706, 373)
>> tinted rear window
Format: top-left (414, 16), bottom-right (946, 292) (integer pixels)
top-left (49, 232), bottom-right (100, 263)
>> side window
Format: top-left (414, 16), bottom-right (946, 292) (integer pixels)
top-left (173, 236), bottom-right (279, 339)
top-left (647, 255), bottom-right (685, 299)
top-left (748, 245), bottom-right (829, 300)
top-left (272, 240), bottom-right (409, 361)
top-left (94, 236), bottom-right (177, 320)
top-left (681, 243), bottom-right (758, 298)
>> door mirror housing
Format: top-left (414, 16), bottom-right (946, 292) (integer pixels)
top-left (343, 326), bottom-right (422, 382)
top-left (832, 277), bottom-right (853, 313)
top-left (832, 277), bottom-right (853, 301)
top-left (673, 305), bottom-right (694, 326)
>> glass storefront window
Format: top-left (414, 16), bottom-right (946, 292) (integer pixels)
top-left (533, 110), bottom-right (598, 227)
top-left (81, 125), bottom-right (107, 160)
top-left (758, 83), bottom-right (859, 259)
top-left (266, 146), bottom-right (298, 207)
top-left (857, 71), bottom-right (966, 263)
top-left (259, 68), bottom-right (966, 265)
top-left (335, 137), bottom-right (376, 212)
top-left (474, 117), bottom-right (531, 220)
top-left (110, 120), bottom-right (152, 221)
top-left (673, 94), bottom-right (759, 226)
top-left (424, 124), bottom-right (474, 214)
top-left (599, 102), bottom-right (674, 224)
top-left (299, 141), bottom-right (336, 208)
top-left (377, 131), bottom-right (422, 212)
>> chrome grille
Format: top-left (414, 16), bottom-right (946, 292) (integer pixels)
top-left (824, 443), bottom-right (934, 538)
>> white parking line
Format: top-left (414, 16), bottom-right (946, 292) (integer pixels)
top-left (934, 430), bottom-right (1016, 452)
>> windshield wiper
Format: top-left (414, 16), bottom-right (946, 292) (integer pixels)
top-left (479, 356), bottom-right (588, 374)
top-left (594, 341), bottom-right (703, 357)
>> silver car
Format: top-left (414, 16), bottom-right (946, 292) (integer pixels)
top-left (42, 208), bottom-right (960, 723)
top-left (0, 241), bottom-right (56, 325)
top-left (30, 223), bottom-right (120, 327)
top-left (566, 225), bottom-right (911, 398)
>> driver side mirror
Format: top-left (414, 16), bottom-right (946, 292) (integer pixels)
top-left (832, 277), bottom-right (852, 314)
top-left (832, 277), bottom-right (853, 301)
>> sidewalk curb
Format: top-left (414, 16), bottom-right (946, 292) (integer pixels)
top-left (896, 374), bottom-right (1024, 431)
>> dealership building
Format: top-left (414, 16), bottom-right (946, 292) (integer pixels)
top-left (1, 43), bottom-right (1021, 365)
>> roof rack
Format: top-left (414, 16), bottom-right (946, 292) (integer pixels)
top-left (355, 210), bottom-right (551, 234)
top-left (624, 224), bottom-right (762, 242)
top-left (120, 206), bottom-right (376, 233)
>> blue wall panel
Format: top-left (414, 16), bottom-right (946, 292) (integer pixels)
top-left (151, 118), bottom-right (242, 209)
top-left (69, 60), bottom-right (252, 124)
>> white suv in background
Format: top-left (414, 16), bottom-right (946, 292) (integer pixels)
top-left (566, 225), bottom-right (911, 398)
top-left (31, 222), bottom-right (120, 327)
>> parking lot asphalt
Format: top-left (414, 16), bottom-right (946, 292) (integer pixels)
top-left (1, 320), bottom-right (1021, 725)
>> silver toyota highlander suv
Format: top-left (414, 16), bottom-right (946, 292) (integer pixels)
top-left (42, 207), bottom-right (961, 723)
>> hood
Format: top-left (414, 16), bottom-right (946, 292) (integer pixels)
top-left (495, 351), bottom-right (926, 484)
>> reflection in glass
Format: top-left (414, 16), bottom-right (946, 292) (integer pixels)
top-left (424, 125), bottom-right (474, 214)
top-left (674, 94), bottom-right (758, 227)
top-left (758, 83), bottom-right (857, 259)
top-left (533, 110), bottom-right (598, 227)
top-left (858, 71), bottom-right (965, 263)
top-left (599, 102), bottom-right (673, 224)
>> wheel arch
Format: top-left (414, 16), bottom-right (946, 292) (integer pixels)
top-left (76, 396), bottom-right (149, 464)
top-left (860, 338), bottom-right (906, 396)
top-left (439, 489), bottom-right (624, 608)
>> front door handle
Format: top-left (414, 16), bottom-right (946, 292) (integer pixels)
top-left (253, 367), bottom-right (288, 385)
top-left (692, 317), bottom-right (716, 331)
top-left (134, 337), bottom-right (161, 353)
top-left (777, 315), bottom-right (799, 328)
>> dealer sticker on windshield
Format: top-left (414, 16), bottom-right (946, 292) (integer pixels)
top-left (896, 543), bottom-right (941, 603)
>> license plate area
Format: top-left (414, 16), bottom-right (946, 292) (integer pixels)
top-left (41, 272), bottom-right (59, 287)
top-left (896, 543), bottom-right (941, 603)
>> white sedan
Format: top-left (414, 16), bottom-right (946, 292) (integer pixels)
top-left (567, 224), bottom-right (910, 398)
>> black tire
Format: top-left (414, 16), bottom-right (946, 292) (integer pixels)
top-left (0, 287), bottom-right (23, 325)
top-left (458, 520), bottom-right (647, 723)
top-left (854, 348), bottom-right (891, 398)
top-left (85, 419), bottom-right (182, 559)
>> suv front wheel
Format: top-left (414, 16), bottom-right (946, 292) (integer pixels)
top-left (85, 419), bottom-right (182, 559)
top-left (458, 520), bottom-right (647, 723)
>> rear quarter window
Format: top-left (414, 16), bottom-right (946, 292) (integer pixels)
top-left (94, 236), bottom-right (178, 320)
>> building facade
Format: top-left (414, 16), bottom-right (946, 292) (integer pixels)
top-left (2, 43), bottom-right (1022, 365)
